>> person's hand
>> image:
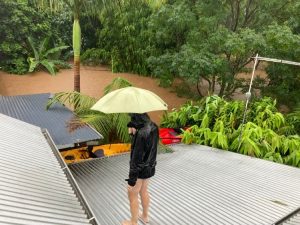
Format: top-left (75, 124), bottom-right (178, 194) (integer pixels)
top-left (128, 127), bottom-right (137, 135)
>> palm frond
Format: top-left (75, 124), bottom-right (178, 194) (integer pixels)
top-left (79, 112), bottom-right (112, 143)
top-left (47, 78), bottom-right (133, 144)
top-left (80, 113), bottom-right (130, 143)
top-left (46, 91), bottom-right (97, 112)
top-left (104, 77), bottom-right (132, 95)
top-left (112, 113), bottom-right (131, 143)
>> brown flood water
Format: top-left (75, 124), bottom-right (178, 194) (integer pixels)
top-left (0, 66), bottom-right (188, 125)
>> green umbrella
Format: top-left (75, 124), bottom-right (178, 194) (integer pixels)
top-left (91, 87), bottom-right (168, 113)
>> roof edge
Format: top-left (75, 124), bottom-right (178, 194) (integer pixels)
top-left (273, 207), bottom-right (300, 225)
top-left (69, 152), bottom-right (130, 166)
top-left (42, 128), bottom-right (100, 225)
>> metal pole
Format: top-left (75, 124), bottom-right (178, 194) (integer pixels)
top-left (238, 53), bottom-right (259, 147)
top-left (254, 56), bottom-right (300, 66)
top-left (238, 55), bottom-right (300, 148)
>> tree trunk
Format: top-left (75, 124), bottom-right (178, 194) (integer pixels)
top-left (74, 55), bottom-right (80, 92)
top-left (73, 19), bottom-right (81, 93)
top-left (219, 80), bottom-right (226, 96)
top-left (212, 75), bottom-right (216, 93)
top-left (197, 76), bottom-right (204, 97)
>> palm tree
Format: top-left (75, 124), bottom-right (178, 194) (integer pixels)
top-left (47, 77), bottom-right (133, 143)
top-left (30, 0), bottom-right (111, 92)
top-left (30, 0), bottom-right (166, 92)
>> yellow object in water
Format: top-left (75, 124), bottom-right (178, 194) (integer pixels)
top-left (93, 143), bottom-right (131, 156)
top-left (60, 143), bottom-right (131, 164)
top-left (60, 148), bottom-right (89, 164)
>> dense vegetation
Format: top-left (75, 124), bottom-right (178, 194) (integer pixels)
top-left (85, 0), bottom-right (300, 107)
top-left (0, 0), bottom-right (300, 107)
top-left (1, 0), bottom-right (299, 107)
top-left (161, 96), bottom-right (300, 168)
top-left (0, 0), bottom-right (68, 74)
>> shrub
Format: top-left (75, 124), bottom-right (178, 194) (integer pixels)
top-left (27, 37), bottom-right (70, 75)
top-left (163, 95), bottom-right (300, 168)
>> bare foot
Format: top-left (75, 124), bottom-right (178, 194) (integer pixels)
top-left (139, 214), bottom-right (149, 224)
top-left (121, 220), bottom-right (137, 225)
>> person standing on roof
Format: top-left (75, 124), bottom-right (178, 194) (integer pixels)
top-left (122, 113), bottom-right (159, 225)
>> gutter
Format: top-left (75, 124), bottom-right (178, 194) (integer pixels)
top-left (42, 128), bottom-right (100, 225)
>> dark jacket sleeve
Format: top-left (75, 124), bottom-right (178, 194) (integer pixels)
top-left (126, 132), bottom-right (146, 186)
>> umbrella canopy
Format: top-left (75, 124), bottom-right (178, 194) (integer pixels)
top-left (91, 87), bottom-right (168, 113)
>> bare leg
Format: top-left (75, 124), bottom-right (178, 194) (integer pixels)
top-left (122, 179), bottom-right (142, 225)
top-left (139, 179), bottom-right (150, 223)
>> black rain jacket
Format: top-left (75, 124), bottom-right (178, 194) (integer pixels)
top-left (126, 114), bottom-right (159, 186)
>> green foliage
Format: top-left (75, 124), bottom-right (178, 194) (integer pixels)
top-left (160, 101), bottom-right (202, 128)
top-left (264, 152), bottom-right (283, 164)
top-left (182, 124), bottom-right (228, 149)
top-left (103, 77), bottom-right (132, 95)
top-left (147, 53), bottom-right (179, 87)
top-left (177, 27), bottom-right (265, 97)
top-left (286, 106), bottom-right (300, 135)
top-left (249, 97), bottom-right (285, 131)
top-left (285, 149), bottom-right (300, 167)
top-left (27, 37), bottom-right (70, 75)
top-left (148, 2), bottom-right (196, 52)
top-left (0, 0), bottom-right (56, 74)
top-left (47, 77), bottom-right (132, 144)
top-left (81, 48), bottom-right (110, 66)
top-left (261, 24), bottom-right (300, 106)
top-left (162, 95), bottom-right (300, 168)
top-left (98, 0), bottom-right (153, 74)
top-left (146, 2), bottom-right (197, 86)
top-left (45, 0), bottom-right (298, 106)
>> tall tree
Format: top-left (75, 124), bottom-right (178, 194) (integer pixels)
top-left (148, 0), bottom-right (299, 98)
top-left (30, 0), bottom-right (165, 92)
top-left (30, 0), bottom-right (110, 92)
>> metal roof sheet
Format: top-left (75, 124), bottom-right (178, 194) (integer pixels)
top-left (278, 208), bottom-right (300, 225)
top-left (281, 213), bottom-right (300, 225)
top-left (69, 144), bottom-right (300, 225)
top-left (0, 113), bottom-right (92, 225)
top-left (0, 93), bottom-right (102, 149)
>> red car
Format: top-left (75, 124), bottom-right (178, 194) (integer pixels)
top-left (159, 128), bottom-right (182, 145)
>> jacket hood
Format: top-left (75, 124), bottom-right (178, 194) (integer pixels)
top-left (127, 113), bottom-right (150, 129)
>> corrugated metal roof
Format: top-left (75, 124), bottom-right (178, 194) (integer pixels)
top-left (278, 208), bottom-right (300, 225)
top-left (281, 212), bottom-right (300, 225)
top-left (0, 113), bottom-right (93, 225)
top-left (0, 93), bottom-right (102, 149)
top-left (69, 144), bottom-right (300, 225)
